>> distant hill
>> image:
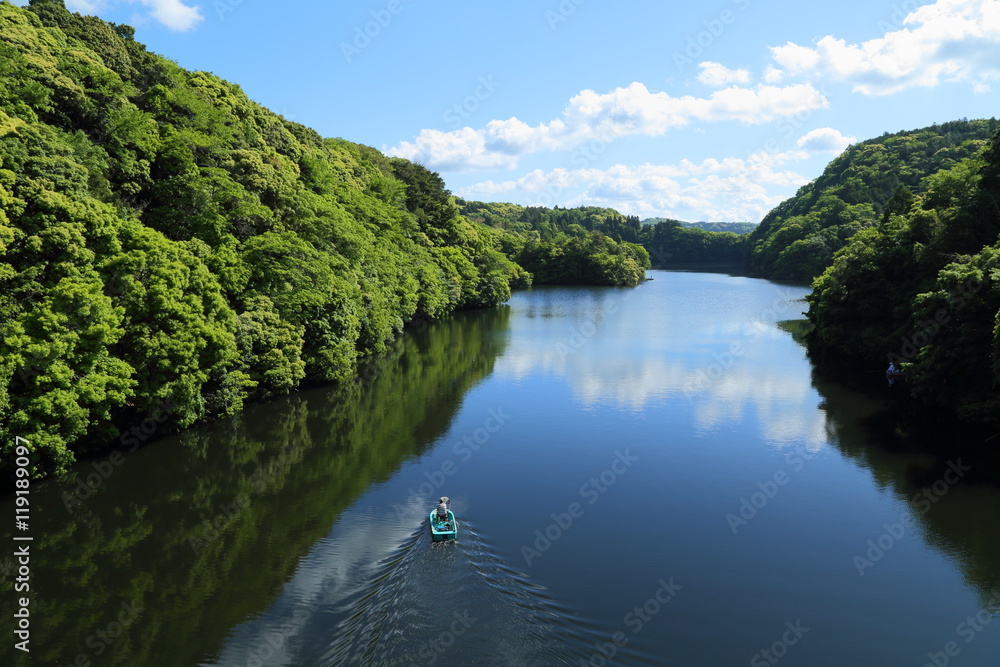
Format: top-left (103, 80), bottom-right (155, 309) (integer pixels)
top-left (641, 219), bottom-right (757, 234)
top-left (748, 119), bottom-right (1000, 281)
top-left (458, 200), bottom-right (752, 268)
top-left (457, 199), bottom-right (644, 242)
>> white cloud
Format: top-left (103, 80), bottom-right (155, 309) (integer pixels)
top-left (135, 0), bottom-right (203, 31)
top-left (58, 0), bottom-right (203, 31)
top-left (763, 65), bottom-right (785, 84)
top-left (388, 82), bottom-right (828, 172)
top-left (386, 127), bottom-right (518, 172)
top-left (767, 0), bottom-right (1000, 94)
top-left (697, 61), bottom-right (752, 87)
top-left (770, 41), bottom-right (823, 76)
top-left (66, 0), bottom-right (104, 12)
top-left (796, 127), bottom-right (856, 153)
top-left (456, 151), bottom-right (811, 223)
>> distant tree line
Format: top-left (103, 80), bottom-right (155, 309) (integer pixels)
top-left (641, 218), bottom-right (758, 234)
top-left (458, 200), bottom-right (748, 268)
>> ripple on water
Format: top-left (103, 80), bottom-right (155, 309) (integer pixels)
top-left (294, 516), bottom-right (591, 666)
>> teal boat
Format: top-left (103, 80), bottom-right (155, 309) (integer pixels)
top-left (429, 509), bottom-right (458, 542)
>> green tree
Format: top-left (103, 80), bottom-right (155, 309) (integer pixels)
top-left (750, 119), bottom-right (999, 281)
top-left (0, 0), bottom-right (644, 479)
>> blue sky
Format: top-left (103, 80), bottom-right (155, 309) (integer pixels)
top-left (17, 0), bottom-right (1000, 222)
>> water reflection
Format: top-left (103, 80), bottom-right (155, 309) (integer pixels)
top-left (495, 275), bottom-right (821, 448)
top-left (0, 308), bottom-right (511, 667)
top-left (813, 365), bottom-right (1000, 611)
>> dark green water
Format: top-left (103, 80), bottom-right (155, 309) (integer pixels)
top-left (3, 271), bottom-right (1000, 666)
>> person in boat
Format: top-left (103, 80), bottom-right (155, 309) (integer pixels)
top-left (887, 362), bottom-right (898, 374)
top-left (435, 497), bottom-right (451, 525)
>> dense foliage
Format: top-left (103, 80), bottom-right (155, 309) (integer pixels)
top-left (0, 0), bottom-right (645, 477)
top-left (513, 233), bottom-right (650, 286)
top-left (459, 199), bottom-right (743, 269)
top-left (807, 128), bottom-right (1000, 424)
top-left (641, 219), bottom-right (758, 234)
top-left (639, 219), bottom-right (747, 266)
top-left (457, 199), bottom-right (651, 284)
top-left (458, 199), bottom-right (644, 242)
top-left (749, 119), bottom-right (1000, 281)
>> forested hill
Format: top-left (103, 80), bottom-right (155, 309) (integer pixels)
top-left (458, 199), bottom-right (644, 241)
top-left (458, 199), bottom-right (747, 268)
top-left (807, 126), bottom-right (1000, 426)
top-left (749, 119), bottom-right (1000, 281)
top-left (0, 0), bottom-right (649, 478)
top-left (641, 219), bottom-right (758, 235)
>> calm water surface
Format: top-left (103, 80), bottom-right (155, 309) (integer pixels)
top-left (3, 270), bottom-right (1000, 666)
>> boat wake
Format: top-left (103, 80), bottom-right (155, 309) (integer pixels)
top-left (304, 517), bottom-right (586, 666)
top-left (207, 507), bottom-right (592, 666)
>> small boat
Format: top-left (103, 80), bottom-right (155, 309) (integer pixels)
top-left (885, 371), bottom-right (909, 378)
top-left (429, 509), bottom-right (458, 542)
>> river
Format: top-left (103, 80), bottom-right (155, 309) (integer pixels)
top-left (2, 270), bottom-right (1000, 666)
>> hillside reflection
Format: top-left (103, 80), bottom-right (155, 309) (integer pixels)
top-left (0, 308), bottom-right (510, 667)
top-left (810, 344), bottom-right (1000, 609)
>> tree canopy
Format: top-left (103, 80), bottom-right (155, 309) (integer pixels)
top-left (0, 0), bottom-right (639, 478)
top-left (749, 119), bottom-right (1000, 281)
top-left (458, 199), bottom-right (745, 269)
top-left (807, 127), bottom-right (1000, 425)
